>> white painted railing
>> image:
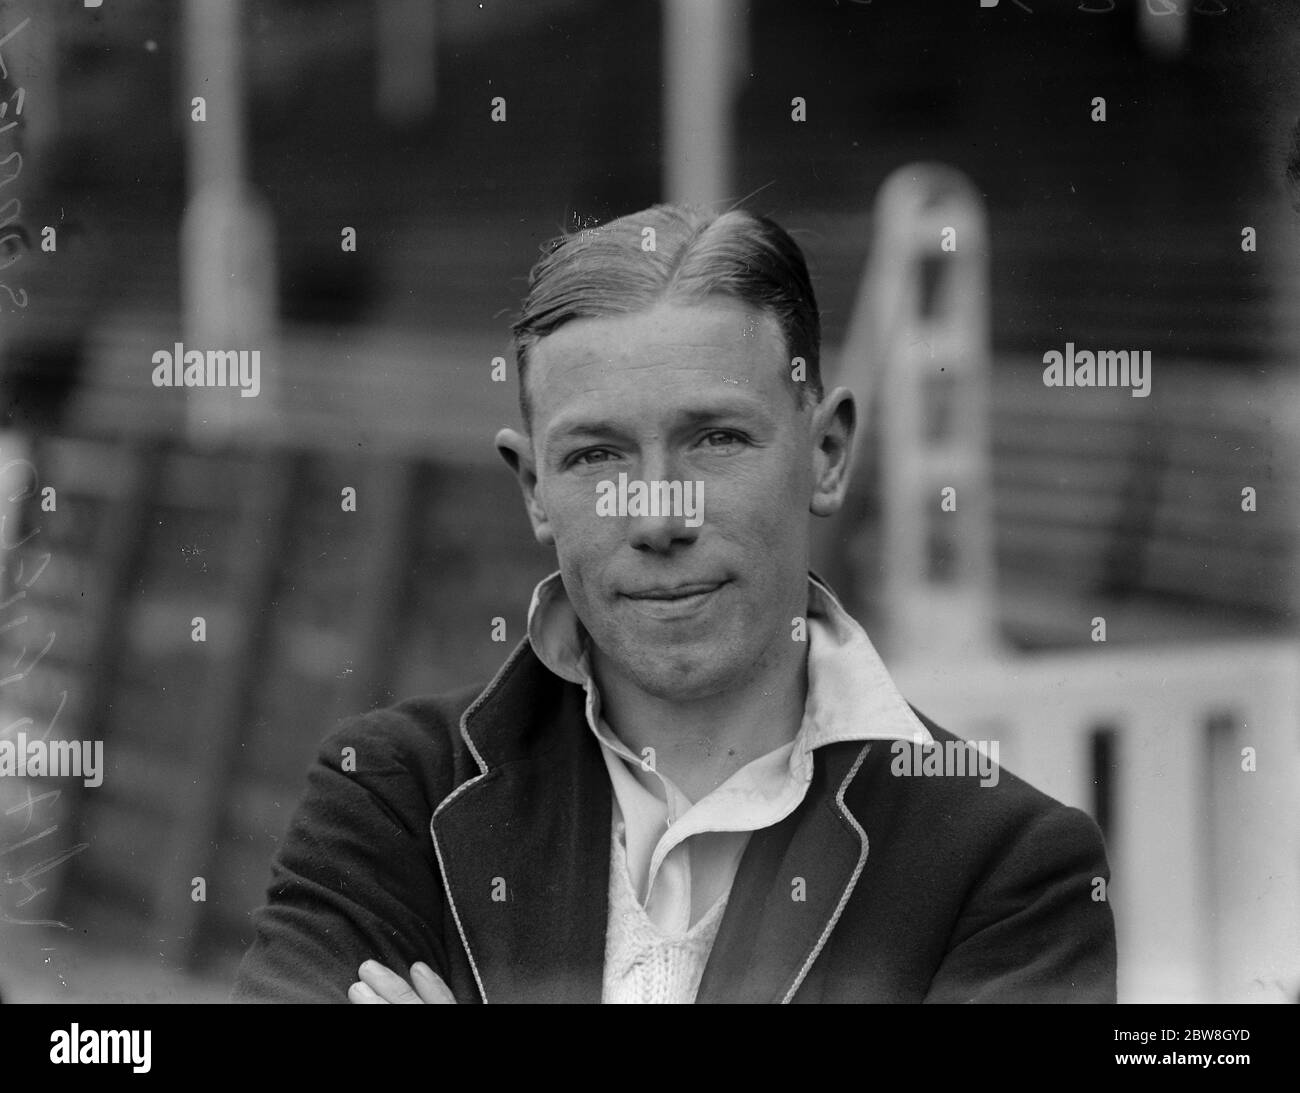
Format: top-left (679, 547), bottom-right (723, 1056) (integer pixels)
top-left (895, 640), bottom-right (1300, 1003)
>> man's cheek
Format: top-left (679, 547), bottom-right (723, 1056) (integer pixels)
top-left (545, 491), bottom-right (604, 545)
top-left (707, 466), bottom-right (797, 523)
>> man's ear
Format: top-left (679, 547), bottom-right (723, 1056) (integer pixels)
top-left (808, 387), bottom-right (856, 517)
top-left (495, 427), bottom-right (555, 546)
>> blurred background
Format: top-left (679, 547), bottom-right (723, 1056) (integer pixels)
top-left (0, 0), bottom-right (1298, 1003)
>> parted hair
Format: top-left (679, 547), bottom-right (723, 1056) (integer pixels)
top-left (511, 204), bottom-right (823, 432)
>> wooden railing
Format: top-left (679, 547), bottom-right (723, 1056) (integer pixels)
top-left (0, 429), bottom-right (553, 965)
top-left (896, 643), bottom-right (1300, 1003)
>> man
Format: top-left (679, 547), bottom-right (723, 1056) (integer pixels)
top-left (233, 204), bottom-right (1116, 1004)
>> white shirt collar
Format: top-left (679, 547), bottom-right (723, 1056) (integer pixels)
top-left (524, 570), bottom-right (934, 752)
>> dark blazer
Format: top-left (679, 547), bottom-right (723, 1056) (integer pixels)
top-left (232, 638), bottom-right (1117, 1003)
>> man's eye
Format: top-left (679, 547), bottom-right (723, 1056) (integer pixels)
top-left (572, 448), bottom-right (614, 466)
top-left (701, 430), bottom-right (745, 449)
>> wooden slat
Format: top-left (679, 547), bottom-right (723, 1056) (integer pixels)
top-left (154, 448), bottom-right (300, 965)
top-left (336, 458), bottom-right (421, 715)
top-left (54, 438), bottom-right (165, 923)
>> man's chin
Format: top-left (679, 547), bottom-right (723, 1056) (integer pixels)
top-left (612, 644), bottom-right (748, 704)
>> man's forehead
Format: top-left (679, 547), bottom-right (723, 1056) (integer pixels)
top-left (528, 301), bottom-right (787, 399)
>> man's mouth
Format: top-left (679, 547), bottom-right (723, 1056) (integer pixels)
top-left (623, 580), bottom-right (726, 601)
top-left (620, 580), bottom-right (729, 621)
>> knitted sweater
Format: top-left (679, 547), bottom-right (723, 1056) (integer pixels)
top-left (602, 823), bottom-right (730, 1003)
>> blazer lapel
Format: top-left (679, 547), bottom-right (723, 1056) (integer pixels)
top-left (695, 740), bottom-right (873, 1004)
top-left (431, 643), bottom-right (611, 1003)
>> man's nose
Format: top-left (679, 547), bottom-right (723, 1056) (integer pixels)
top-left (626, 454), bottom-right (700, 553)
top-left (627, 504), bottom-right (700, 553)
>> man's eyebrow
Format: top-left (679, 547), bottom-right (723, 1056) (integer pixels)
top-left (674, 401), bottom-right (774, 427)
top-left (544, 418), bottom-right (631, 443)
top-left (545, 399), bottom-right (775, 443)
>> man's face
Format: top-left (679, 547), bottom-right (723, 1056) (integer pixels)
top-left (517, 298), bottom-right (821, 703)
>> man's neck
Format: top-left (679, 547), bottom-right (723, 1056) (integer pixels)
top-left (592, 645), bottom-right (809, 804)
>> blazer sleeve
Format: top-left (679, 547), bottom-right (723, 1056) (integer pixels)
top-left (922, 803), bottom-right (1117, 1003)
top-left (231, 716), bottom-right (452, 1003)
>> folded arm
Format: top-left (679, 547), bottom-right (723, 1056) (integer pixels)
top-left (232, 721), bottom-right (451, 1003)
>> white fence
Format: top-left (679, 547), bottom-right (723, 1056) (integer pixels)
top-left (895, 640), bottom-right (1300, 1003)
